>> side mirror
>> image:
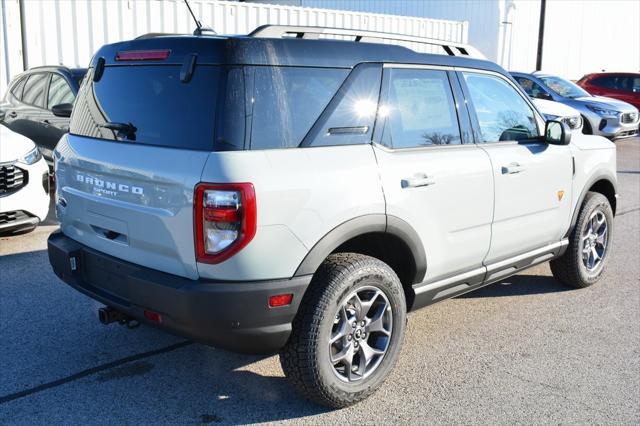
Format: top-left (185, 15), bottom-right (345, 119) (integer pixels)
top-left (545, 120), bottom-right (571, 145)
top-left (52, 103), bottom-right (73, 118)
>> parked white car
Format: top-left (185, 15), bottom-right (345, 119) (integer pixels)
top-left (0, 124), bottom-right (50, 234)
top-left (533, 98), bottom-right (583, 132)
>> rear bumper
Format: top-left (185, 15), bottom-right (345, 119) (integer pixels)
top-left (47, 231), bottom-right (311, 353)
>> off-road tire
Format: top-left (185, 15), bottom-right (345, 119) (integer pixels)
top-left (551, 192), bottom-right (613, 288)
top-left (280, 253), bottom-right (407, 408)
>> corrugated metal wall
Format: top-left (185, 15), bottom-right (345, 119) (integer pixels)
top-left (0, 0), bottom-right (468, 94)
top-left (266, 0), bottom-right (640, 79)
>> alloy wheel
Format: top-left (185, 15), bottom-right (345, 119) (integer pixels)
top-left (328, 286), bottom-right (393, 382)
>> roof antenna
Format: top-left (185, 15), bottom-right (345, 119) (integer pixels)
top-left (184, 0), bottom-right (216, 36)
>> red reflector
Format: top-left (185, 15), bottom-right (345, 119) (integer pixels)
top-left (203, 207), bottom-right (239, 222)
top-left (115, 49), bottom-right (171, 61)
top-left (144, 310), bottom-right (162, 323)
top-left (269, 294), bottom-right (293, 308)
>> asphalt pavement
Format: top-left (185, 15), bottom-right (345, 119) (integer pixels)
top-left (1, 138), bottom-right (638, 424)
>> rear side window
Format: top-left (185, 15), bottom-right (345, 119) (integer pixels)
top-left (10, 76), bottom-right (27, 100)
top-left (593, 75), bottom-right (640, 93)
top-left (462, 72), bottom-right (539, 142)
top-left (249, 67), bottom-right (347, 150)
top-left (377, 68), bottom-right (461, 149)
top-left (22, 73), bottom-right (48, 107)
top-left (592, 76), bottom-right (616, 89)
top-left (47, 74), bottom-right (75, 108)
top-left (303, 63), bottom-right (382, 147)
top-left (71, 65), bottom-right (221, 150)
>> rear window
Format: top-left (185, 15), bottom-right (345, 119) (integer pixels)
top-left (71, 65), bottom-right (221, 150)
top-left (71, 65), bottom-right (348, 151)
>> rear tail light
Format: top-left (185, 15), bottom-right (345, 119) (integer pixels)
top-left (144, 310), bottom-right (162, 323)
top-left (194, 183), bottom-right (257, 264)
top-left (115, 49), bottom-right (171, 61)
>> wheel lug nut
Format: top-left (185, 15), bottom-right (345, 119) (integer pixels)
top-left (347, 334), bottom-right (352, 341)
top-left (362, 332), bottom-right (366, 338)
top-left (352, 322), bottom-right (356, 328)
top-left (360, 321), bottom-right (365, 327)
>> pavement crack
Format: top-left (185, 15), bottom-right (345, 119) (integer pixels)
top-left (0, 341), bottom-right (193, 405)
top-left (503, 371), bottom-right (611, 416)
top-left (617, 207), bottom-right (640, 216)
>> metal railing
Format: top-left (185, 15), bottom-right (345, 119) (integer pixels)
top-left (249, 25), bottom-right (485, 59)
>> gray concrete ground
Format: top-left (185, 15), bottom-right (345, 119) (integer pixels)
top-left (1, 138), bottom-right (638, 425)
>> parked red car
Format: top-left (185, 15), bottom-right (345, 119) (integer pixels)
top-left (577, 72), bottom-right (640, 110)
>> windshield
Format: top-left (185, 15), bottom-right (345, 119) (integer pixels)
top-left (539, 76), bottom-right (590, 99)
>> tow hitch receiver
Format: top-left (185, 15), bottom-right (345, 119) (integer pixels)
top-left (98, 306), bottom-right (140, 329)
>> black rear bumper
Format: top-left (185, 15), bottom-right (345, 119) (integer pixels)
top-left (47, 231), bottom-right (311, 353)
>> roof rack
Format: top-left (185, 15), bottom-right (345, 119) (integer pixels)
top-left (249, 25), bottom-right (485, 59)
top-left (135, 33), bottom-right (184, 40)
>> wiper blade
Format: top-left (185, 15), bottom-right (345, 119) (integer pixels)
top-left (99, 122), bottom-right (137, 141)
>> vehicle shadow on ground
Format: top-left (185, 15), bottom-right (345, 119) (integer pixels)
top-left (0, 250), bottom-right (331, 423)
top-left (459, 274), bottom-right (571, 298)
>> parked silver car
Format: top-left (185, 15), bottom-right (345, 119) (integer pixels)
top-left (511, 71), bottom-right (639, 139)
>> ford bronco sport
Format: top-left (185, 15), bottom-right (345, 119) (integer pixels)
top-left (47, 26), bottom-right (617, 408)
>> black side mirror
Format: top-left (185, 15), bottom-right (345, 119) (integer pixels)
top-left (545, 120), bottom-right (571, 145)
top-left (52, 103), bottom-right (73, 118)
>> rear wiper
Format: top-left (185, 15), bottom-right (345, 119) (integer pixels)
top-left (99, 122), bottom-right (137, 141)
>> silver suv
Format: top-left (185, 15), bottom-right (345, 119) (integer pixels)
top-left (511, 71), bottom-right (639, 139)
top-left (48, 26), bottom-right (618, 408)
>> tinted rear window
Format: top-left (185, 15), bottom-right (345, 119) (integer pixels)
top-left (71, 65), bottom-right (221, 150)
top-left (71, 65), bottom-right (348, 151)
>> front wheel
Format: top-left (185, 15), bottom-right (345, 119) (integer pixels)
top-left (280, 253), bottom-right (407, 408)
top-left (551, 192), bottom-right (613, 288)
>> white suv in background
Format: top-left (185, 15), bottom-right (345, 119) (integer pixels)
top-left (0, 124), bottom-right (50, 234)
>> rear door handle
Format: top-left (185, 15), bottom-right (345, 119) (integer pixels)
top-left (401, 173), bottom-right (436, 188)
top-left (8, 111), bottom-right (17, 118)
top-left (42, 119), bottom-right (51, 126)
top-left (502, 163), bottom-right (524, 174)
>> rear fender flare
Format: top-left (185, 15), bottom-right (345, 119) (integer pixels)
top-left (293, 214), bottom-right (427, 284)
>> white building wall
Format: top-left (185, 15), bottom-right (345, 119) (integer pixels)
top-left (541, 0), bottom-right (640, 79)
top-left (297, 0), bottom-right (640, 79)
top-left (3, 0), bottom-right (637, 95)
top-left (0, 0), bottom-right (467, 94)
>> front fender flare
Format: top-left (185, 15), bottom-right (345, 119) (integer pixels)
top-left (565, 171), bottom-right (617, 238)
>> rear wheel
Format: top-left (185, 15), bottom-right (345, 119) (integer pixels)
top-left (551, 192), bottom-right (613, 288)
top-left (280, 253), bottom-right (406, 408)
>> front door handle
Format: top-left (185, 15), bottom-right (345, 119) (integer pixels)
top-left (401, 173), bottom-right (436, 188)
top-left (42, 119), bottom-right (51, 127)
top-left (502, 162), bottom-right (524, 174)
top-left (8, 111), bottom-right (17, 118)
